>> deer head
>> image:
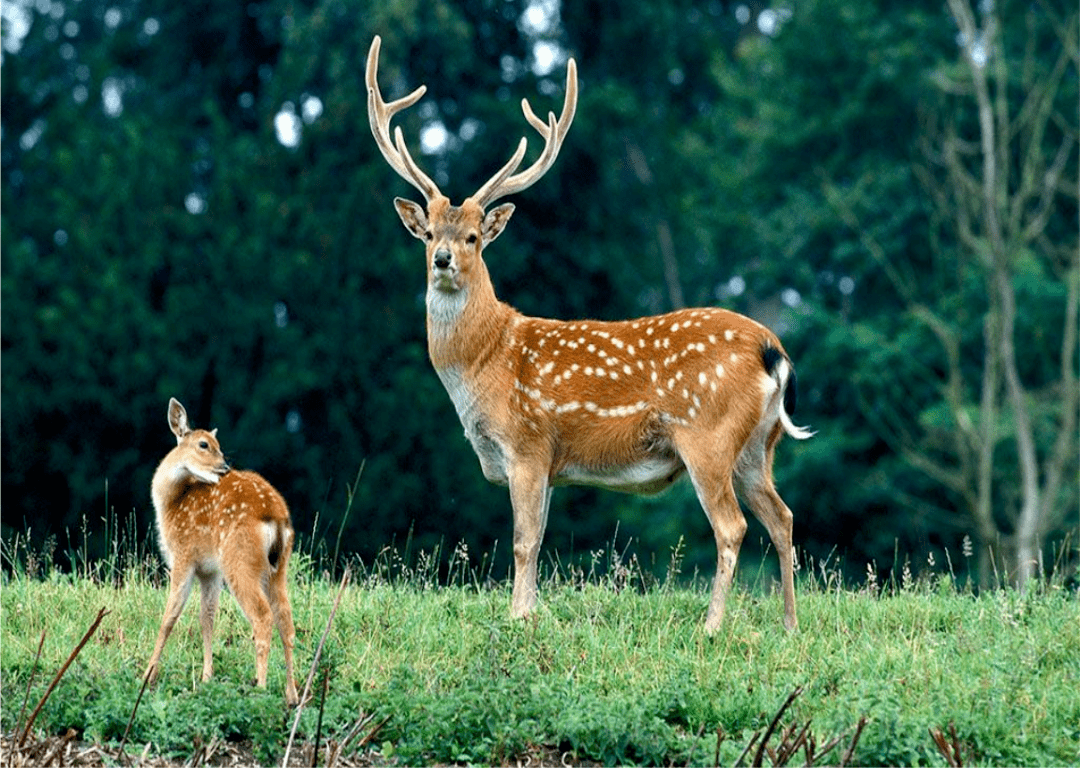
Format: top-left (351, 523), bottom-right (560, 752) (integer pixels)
top-left (366, 35), bottom-right (577, 300)
top-left (164, 397), bottom-right (230, 485)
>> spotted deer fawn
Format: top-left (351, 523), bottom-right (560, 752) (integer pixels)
top-left (367, 36), bottom-right (812, 632)
top-left (144, 398), bottom-right (298, 704)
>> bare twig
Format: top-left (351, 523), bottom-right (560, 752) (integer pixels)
top-left (312, 666), bottom-right (331, 768)
top-left (18, 607), bottom-right (110, 747)
top-left (751, 686), bottom-right (803, 767)
top-left (282, 568), bottom-right (351, 767)
top-left (930, 723), bottom-right (966, 767)
top-left (39, 728), bottom-right (77, 765)
top-left (775, 719), bottom-right (813, 765)
top-left (683, 721), bottom-right (707, 768)
top-left (350, 715), bottom-right (390, 755)
top-left (713, 726), bottom-right (725, 768)
top-left (116, 663), bottom-right (154, 767)
top-left (326, 711), bottom-right (375, 767)
top-left (812, 731), bottom-right (845, 765)
top-left (839, 716), bottom-right (867, 768)
top-left (734, 731), bottom-right (761, 767)
top-left (15, 629), bottom-right (46, 740)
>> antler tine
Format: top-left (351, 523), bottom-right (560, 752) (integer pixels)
top-left (366, 35), bottom-right (443, 202)
top-left (467, 137), bottom-right (529, 207)
top-left (470, 57), bottom-right (579, 209)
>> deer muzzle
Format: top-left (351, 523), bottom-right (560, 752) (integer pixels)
top-left (433, 248), bottom-right (452, 270)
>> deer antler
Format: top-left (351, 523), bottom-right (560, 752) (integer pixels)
top-left (469, 58), bottom-right (578, 208)
top-left (366, 35), bottom-right (443, 202)
top-left (366, 35), bottom-right (577, 209)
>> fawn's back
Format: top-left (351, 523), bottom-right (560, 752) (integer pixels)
top-left (155, 468), bottom-right (293, 574)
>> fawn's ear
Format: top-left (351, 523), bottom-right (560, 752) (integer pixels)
top-left (394, 198), bottom-right (429, 241)
top-left (168, 398), bottom-right (190, 442)
top-left (482, 203), bottom-right (515, 246)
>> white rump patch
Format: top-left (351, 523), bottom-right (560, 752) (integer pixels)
top-left (261, 520), bottom-right (278, 557)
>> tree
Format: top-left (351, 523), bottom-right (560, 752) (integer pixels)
top-left (823, 0), bottom-right (1078, 584)
top-left (930, 0), bottom-right (1077, 585)
top-left (5, 0), bottom-right (1072, 586)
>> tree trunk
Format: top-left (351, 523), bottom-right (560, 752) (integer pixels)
top-left (996, 265), bottom-right (1043, 586)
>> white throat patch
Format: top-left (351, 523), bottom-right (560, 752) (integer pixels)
top-left (427, 284), bottom-right (468, 339)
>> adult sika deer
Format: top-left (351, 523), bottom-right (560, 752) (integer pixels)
top-left (366, 36), bottom-right (812, 632)
top-left (144, 398), bottom-right (298, 704)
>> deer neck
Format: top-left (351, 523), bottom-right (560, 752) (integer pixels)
top-left (426, 261), bottom-right (515, 373)
top-left (425, 260), bottom-right (518, 430)
top-left (150, 457), bottom-right (206, 522)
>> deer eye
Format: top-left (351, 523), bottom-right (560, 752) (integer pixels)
top-left (424, 231), bottom-right (434, 242)
top-left (467, 233), bottom-right (478, 245)
top-left (198, 440), bottom-right (209, 450)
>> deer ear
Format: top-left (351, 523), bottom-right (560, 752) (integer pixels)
top-left (168, 398), bottom-right (190, 442)
top-left (482, 203), bottom-right (515, 246)
top-left (394, 198), bottom-right (429, 241)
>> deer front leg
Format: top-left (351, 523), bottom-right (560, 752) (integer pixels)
top-left (508, 463), bottom-right (552, 619)
top-left (144, 565), bottom-right (196, 684)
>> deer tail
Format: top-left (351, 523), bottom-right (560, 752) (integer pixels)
top-left (762, 346), bottom-right (815, 441)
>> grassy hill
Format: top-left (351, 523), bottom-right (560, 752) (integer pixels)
top-left (2, 538), bottom-right (1077, 766)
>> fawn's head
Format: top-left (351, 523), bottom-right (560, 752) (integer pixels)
top-left (165, 397), bottom-right (230, 485)
top-left (366, 35), bottom-right (577, 294)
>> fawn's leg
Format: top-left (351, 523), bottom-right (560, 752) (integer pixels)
top-left (266, 543), bottom-right (298, 705)
top-left (197, 573), bottom-right (223, 682)
top-left (225, 557), bottom-right (275, 689)
top-left (144, 563), bottom-right (196, 684)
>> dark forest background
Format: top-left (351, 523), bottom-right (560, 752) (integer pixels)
top-left (2, 0), bottom-right (1077, 586)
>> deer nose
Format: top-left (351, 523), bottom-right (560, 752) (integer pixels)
top-left (433, 248), bottom-right (452, 269)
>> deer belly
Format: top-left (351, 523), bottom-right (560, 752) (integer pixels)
top-left (555, 456), bottom-right (685, 495)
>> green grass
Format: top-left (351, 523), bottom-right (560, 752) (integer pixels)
top-left (1, 542), bottom-right (1078, 766)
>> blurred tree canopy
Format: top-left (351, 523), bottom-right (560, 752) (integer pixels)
top-left (2, 0), bottom-right (1076, 584)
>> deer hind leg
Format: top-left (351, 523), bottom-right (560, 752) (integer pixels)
top-left (508, 463), bottom-right (553, 619)
top-left (197, 573), bottom-right (222, 682)
top-left (675, 430), bottom-right (747, 635)
top-left (225, 556), bottom-right (275, 689)
top-left (266, 538), bottom-right (298, 706)
top-left (144, 563), bottom-right (197, 684)
top-left (735, 428), bottom-right (798, 631)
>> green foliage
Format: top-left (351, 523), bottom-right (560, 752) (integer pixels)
top-left (2, 0), bottom-right (1076, 588)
